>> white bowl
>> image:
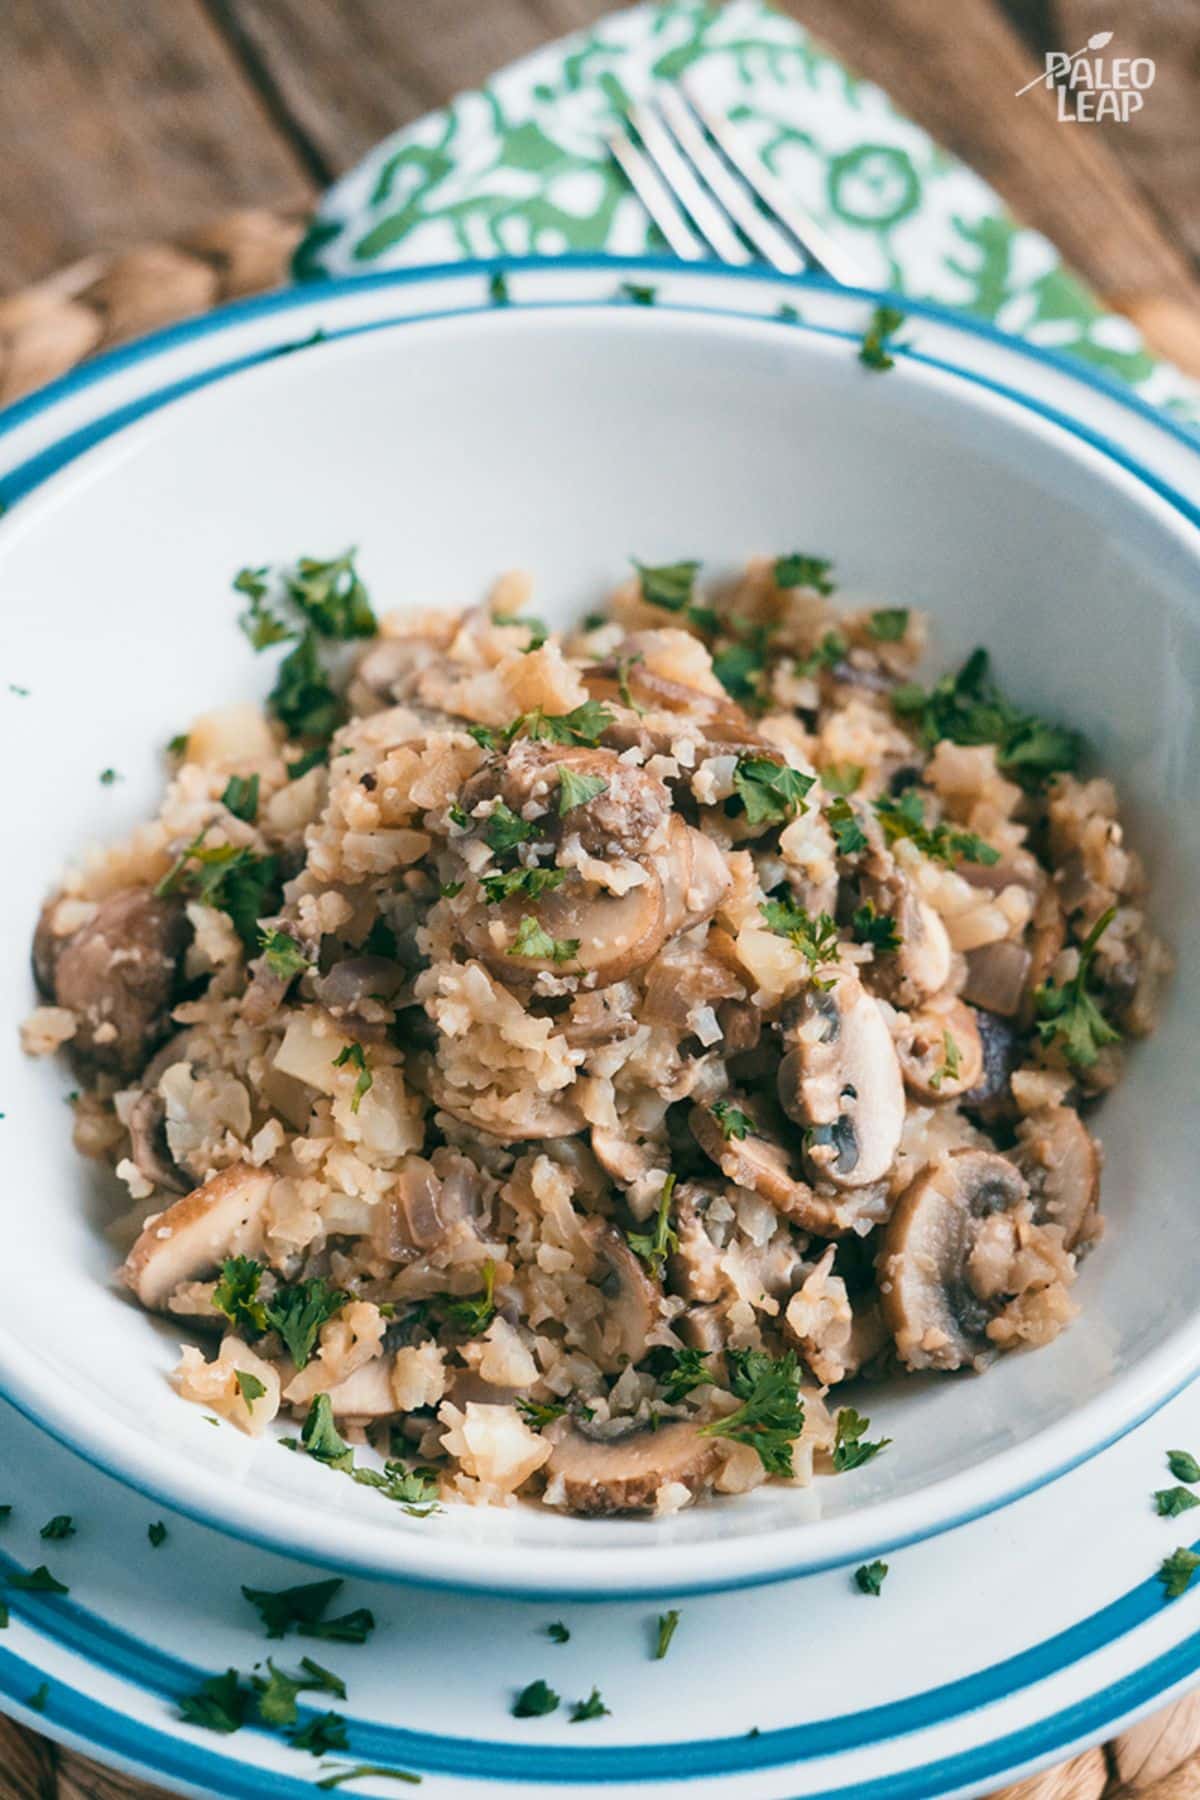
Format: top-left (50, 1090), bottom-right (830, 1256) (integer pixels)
top-left (3, 278), bottom-right (1200, 1598)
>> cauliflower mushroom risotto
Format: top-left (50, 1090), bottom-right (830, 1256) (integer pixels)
top-left (24, 550), bottom-right (1168, 1517)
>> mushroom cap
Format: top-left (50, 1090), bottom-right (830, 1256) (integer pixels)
top-left (544, 1418), bottom-right (721, 1516)
top-left (45, 887), bottom-right (189, 1077)
top-left (126, 1089), bottom-right (188, 1194)
top-left (778, 970), bottom-right (905, 1189)
top-left (1015, 1106), bottom-right (1100, 1251)
top-left (962, 939), bottom-right (1032, 1018)
top-left (878, 1149), bottom-right (1029, 1371)
top-left (461, 740), bottom-right (671, 859)
top-left (580, 1216), bottom-right (660, 1372)
top-left (962, 1009), bottom-right (1021, 1122)
top-left (689, 1098), bottom-right (814, 1224)
top-left (667, 1182), bottom-right (728, 1302)
top-left (655, 816), bottom-right (732, 937)
top-left (418, 1057), bottom-right (586, 1144)
top-left (122, 1162), bottom-right (273, 1312)
top-left (898, 999), bottom-right (985, 1102)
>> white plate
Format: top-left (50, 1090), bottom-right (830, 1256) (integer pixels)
top-left (2, 259), bottom-right (1200, 1602)
top-left (4, 1386), bottom-right (1200, 1800)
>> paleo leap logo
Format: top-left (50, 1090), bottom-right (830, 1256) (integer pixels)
top-left (1015, 30), bottom-right (1155, 121)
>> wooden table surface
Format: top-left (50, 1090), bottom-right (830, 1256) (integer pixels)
top-left (2, 0), bottom-right (1200, 367)
top-left (2, 4), bottom-right (1200, 1798)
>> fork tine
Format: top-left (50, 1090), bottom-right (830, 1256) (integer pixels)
top-left (608, 128), bottom-right (706, 262)
top-left (680, 78), bottom-right (867, 287)
top-left (656, 89), bottom-right (805, 275)
top-left (627, 103), bottom-right (752, 266)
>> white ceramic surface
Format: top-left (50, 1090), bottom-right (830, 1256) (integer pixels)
top-left (2, 261), bottom-right (1200, 1602)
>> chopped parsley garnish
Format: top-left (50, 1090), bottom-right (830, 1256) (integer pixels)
top-left (820, 762), bottom-right (863, 796)
top-left (213, 1255), bottom-right (270, 1336)
top-left (302, 1395), bottom-right (354, 1470)
top-left (855, 1559), bottom-right (889, 1595)
top-left (570, 1687), bottom-right (610, 1723)
top-left (440, 880), bottom-right (465, 898)
top-left (661, 1347), bottom-right (715, 1405)
top-left (8, 1565), bottom-right (68, 1594)
top-left (179, 1668), bottom-right (248, 1733)
top-left (710, 1099), bottom-right (755, 1140)
top-left (350, 1462), bottom-right (440, 1512)
top-left (1156, 1487), bottom-right (1200, 1518)
top-left (253, 1655), bottom-right (345, 1727)
top-left (484, 800), bottom-right (537, 855)
top-left (287, 745), bottom-right (329, 780)
top-left (489, 270), bottom-right (510, 305)
top-left (1168, 1449), bottom-right (1200, 1484)
top-left (851, 902), bottom-right (901, 953)
top-left (1159, 1547), bottom-right (1200, 1600)
top-left (774, 553), bottom-right (835, 594)
top-left (513, 1678), bottom-right (560, 1718)
top-left (235, 1370), bottom-right (267, 1407)
top-left (155, 833), bottom-right (282, 949)
top-left (620, 282), bottom-right (657, 305)
top-left (290, 1712), bottom-right (350, 1756)
top-left (316, 1766), bottom-right (422, 1790)
top-left (712, 634), bottom-right (767, 707)
top-left (518, 1398), bottom-right (568, 1429)
top-left (558, 765), bottom-right (608, 814)
top-left (654, 1610), bottom-right (681, 1659)
top-left (546, 1621), bottom-right (570, 1644)
top-left (731, 756), bottom-right (814, 827)
top-left (269, 1279), bottom-right (347, 1370)
top-left (235, 566), bottom-right (292, 649)
top-left (827, 795), bottom-right (868, 857)
top-left (28, 1682), bottom-right (48, 1712)
top-left (616, 654), bottom-right (645, 712)
top-left (875, 789), bottom-right (999, 867)
top-left (832, 1408), bottom-right (892, 1473)
top-left (506, 700), bottom-right (615, 748)
top-left (494, 613), bottom-right (549, 651)
top-left (0, 1506), bottom-right (11, 1522)
top-left (699, 1348), bottom-right (805, 1476)
top-left (0, 1604), bottom-right (8, 1629)
top-left (99, 767), bottom-right (121, 786)
top-left (438, 1261), bottom-right (497, 1337)
top-left (869, 608), bottom-right (910, 642)
top-left (892, 647), bottom-right (1081, 788)
top-left (148, 1521), bottom-right (167, 1548)
top-left (242, 1575), bottom-right (367, 1642)
top-left (285, 552), bottom-right (377, 641)
top-left (796, 631), bottom-right (848, 677)
top-left (38, 1515), bottom-right (75, 1541)
top-left (858, 305), bottom-right (906, 371)
top-left (259, 926), bottom-right (308, 981)
top-left (221, 773), bottom-right (260, 822)
top-left (760, 897), bottom-right (840, 974)
top-left (167, 732), bottom-right (189, 758)
top-left (635, 558), bottom-right (700, 615)
top-left (929, 1031), bottom-right (961, 1092)
top-left (1033, 906), bottom-right (1120, 1070)
top-left (627, 1173), bottom-right (678, 1280)
top-left (332, 1041), bottom-right (373, 1112)
top-left (509, 915), bottom-right (579, 965)
top-left (271, 628), bottom-right (343, 743)
top-left (480, 866), bottom-right (565, 904)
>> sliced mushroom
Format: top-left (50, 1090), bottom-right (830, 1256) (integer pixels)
top-left (778, 971), bottom-right (905, 1189)
top-left (122, 1162), bottom-right (273, 1312)
top-left (641, 940), bottom-right (744, 1034)
top-left (677, 1303), bottom-right (726, 1355)
top-left (962, 939), bottom-right (1031, 1018)
top-left (418, 1058), bottom-right (586, 1144)
top-left (898, 999), bottom-right (984, 1101)
top-left (655, 816), bottom-right (732, 937)
top-left (314, 956), bottom-right (408, 1038)
top-left (584, 653), bottom-right (749, 733)
top-left (375, 1153), bottom-right (481, 1253)
top-left (1014, 1107), bottom-right (1100, 1251)
top-left (667, 1183), bottom-right (727, 1302)
top-left (590, 1128), bottom-right (657, 1187)
top-left (461, 740), bottom-right (671, 859)
top-left (563, 983), bottom-right (640, 1050)
top-left (962, 1010), bottom-right (1021, 1123)
top-left (127, 1089), bottom-right (188, 1193)
top-left (690, 1097), bottom-right (815, 1224)
top-left (580, 1217), bottom-right (660, 1371)
top-left (463, 872), bottom-right (668, 987)
top-left (544, 1417), bottom-right (721, 1516)
top-left (878, 1149), bottom-right (1029, 1371)
top-left (36, 887), bottom-right (190, 1077)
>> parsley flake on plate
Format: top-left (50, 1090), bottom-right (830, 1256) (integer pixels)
top-left (1034, 906), bottom-right (1121, 1070)
top-left (832, 1408), bottom-right (892, 1473)
top-left (858, 305), bottom-right (906, 372)
top-left (290, 1712), bottom-right (350, 1757)
top-left (634, 558), bottom-right (700, 614)
top-left (760, 897), bottom-right (840, 974)
top-left (869, 607), bottom-right (910, 642)
top-left (1169, 1449), bottom-right (1200, 1483)
top-left (148, 1521), bottom-right (167, 1548)
top-left (493, 613), bottom-right (549, 652)
top-left (8, 1565), bottom-right (68, 1594)
top-left (731, 756), bottom-right (814, 827)
top-left (179, 1668), bottom-right (248, 1734)
top-left (302, 1395), bottom-right (355, 1470)
top-left (570, 1686), bottom-right (610, 1723)
top-left (1159, 1547), bottom-right (1200, 1600)
top-left (253, 1655), bottom-right (346, 1728)
top-left (1156, 1487), bottom-right (1200, 1519)
top-left (243, 1573), bottom-right (369, 1641)
top-left (28, 1682), bottom-right (49, 1713)
top-left (39, 1515), bottom-right (75, 1541)
top-left (546, 1621), bottom-right (570, 1644)
top-left (484, 800), bottom-right (537, 856)
top-left (855, 1559), bottom-right (889, 1596)
top-left (820, 762), bottom-right (863, 796)
top-left (699, 1348), bottom-right (805, 1477)
top-left (269, 1277), bottom-right (348, 1370)
top-left (506, 700), bottom-right (615, 748)
top-left (712, 633), bottom-right (767, 708)
top-left (213, 1255), bottom-right (269, 1337)
top-left (98, 767), bottom-right (121, 786)
top-left (517, 1398), bottom-right (569, 1430)
top-left (875, 788), bottom-right (999, 868)
top-left (316, 1765), bottom-right (422, 1790)
top-left (654, 1610), bottom-right (681, 1660)
top-left (851, 901), bottom-right (901, 954)
top-left (235, 1369), bottom-right (267, 1407)
top-left (512, 1678), bottom-right (560, 1718)
top-left (826, 795), bottom-right (868, 857)
top-left (154, 833), bottom-right (282, 950)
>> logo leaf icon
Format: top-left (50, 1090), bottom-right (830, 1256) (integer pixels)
top-left (1088, 31), bottom-right (1114, 48)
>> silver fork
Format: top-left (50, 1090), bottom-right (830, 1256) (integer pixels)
top-left (608, 80), bottom-right (864, 287)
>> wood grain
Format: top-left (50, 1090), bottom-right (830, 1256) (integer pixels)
top-left (0, 0), bottom-right (312, 291)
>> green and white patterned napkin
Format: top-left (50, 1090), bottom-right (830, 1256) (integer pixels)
top-left (296, 0), bottom-right (1199, 426)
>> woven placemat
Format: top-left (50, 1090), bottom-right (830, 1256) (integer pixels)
top-left (1, 208), bottom-right (1198, 1800)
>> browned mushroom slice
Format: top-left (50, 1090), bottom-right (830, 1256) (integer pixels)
top-left (580, 1217), bottom-right (660, 1371)
top-left (667, 1183), bottom-right (727, 1302)
top-left (418, 1060), bottom-right (586, 1144)
top-left (655, 816), bottom-right (732, 938)
top-left (127, 1089), bottom-right (188, 1194)
top-left (544, 1418), bottom-right (721, 1516)
top-left (962, 1010), bottom-right (1021, 1123)
top-left (778, 971), bottom-right (905, 1189)
top-left (122, 1163), bottom-right (273, 1312)
top-left (583, 655), bottom-right (749, 734)
top-left (1014, 1107), bottom-right (1100, 1251)
top-left (690, 1098), bottom-right (815, 1224)
top-left (962, 940), bottom-right (1031, 1018)
top-left (877, 1149), bottom-right (1029, 1371)
top-left (463, 872), bottom-right (668, 986)
top-left (462, 740), bottom-right (671, 859)
top-left (36, 887), bottom-right (190, 1077)
top-left (898, 1000), bottom-right (985, 1101)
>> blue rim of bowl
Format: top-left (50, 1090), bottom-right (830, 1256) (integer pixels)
top-left (0, 256), bottom-right (1198, 1614)
top-left (1, 1523), bottom-right (1198, 1790)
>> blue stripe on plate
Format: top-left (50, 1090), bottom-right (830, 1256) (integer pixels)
top-left (2, 1534), bottom-right (1197, 1780)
